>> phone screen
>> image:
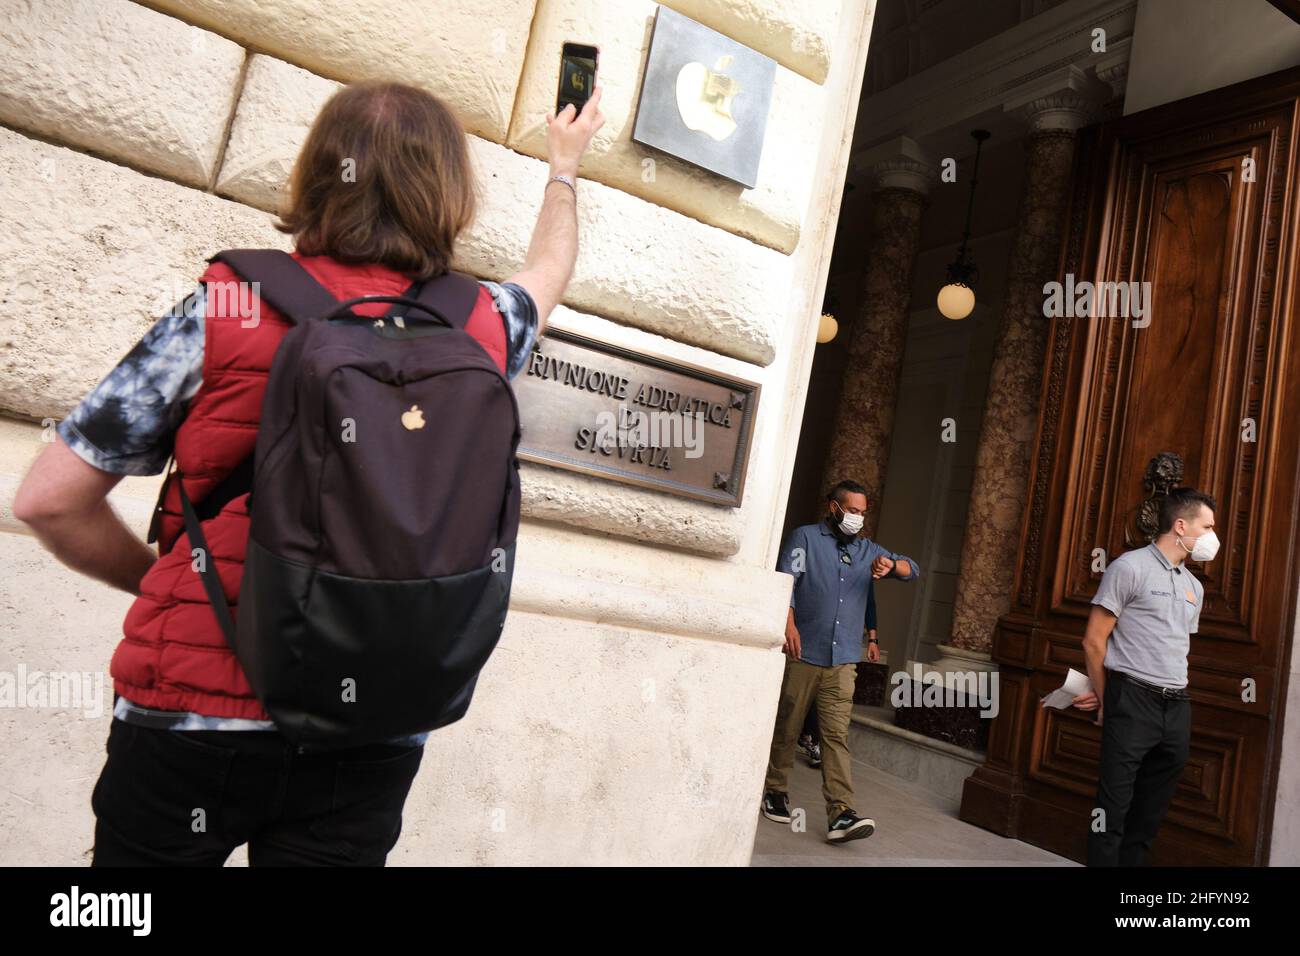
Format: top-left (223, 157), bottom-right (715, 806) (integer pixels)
top-left (557, 45), bottom-right (597, 115)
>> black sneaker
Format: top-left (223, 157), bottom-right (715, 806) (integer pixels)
top-left (826, 810), bottom-right (875, 843)
top-left (761, 791), bottom-right (792, 824)
top-left (797, 735), bottom-right (822, 767)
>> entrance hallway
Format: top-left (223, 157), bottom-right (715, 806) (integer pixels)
top-left (751, 751), bottom-right (1074, 867)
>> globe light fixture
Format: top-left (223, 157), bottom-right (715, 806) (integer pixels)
top-left (817, 293), bottom-right (841, 344)
top-left (937, 282), bottom-right (976, 320)
top-left (817, 312), bottom-right (839, 343)
top-left (937, 129), bottom-right (990, 321)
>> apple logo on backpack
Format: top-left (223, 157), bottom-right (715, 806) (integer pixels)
top-left (401, 405), bottom-right (426, 430)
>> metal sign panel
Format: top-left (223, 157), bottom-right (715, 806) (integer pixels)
top-left (632, 5), bottom-right (776, 189)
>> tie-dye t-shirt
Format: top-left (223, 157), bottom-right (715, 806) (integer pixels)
top-left (60, 280), bottom-right (539, 475)
top-left (59, 279), bottom-right (539, 746)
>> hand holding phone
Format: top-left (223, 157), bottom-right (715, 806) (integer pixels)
top-left (547, 43), bottom-right (605, 176)
top-left (556, 42), bottom-right (598, 116)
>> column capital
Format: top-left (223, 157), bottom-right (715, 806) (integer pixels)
top-left (853, 136), bottom-right (937, 196)
top-left (873, 157), bottom-right (937, 194)
top-left (1003, 65), bottom-right (1111, 133)
top-left (1094, 36), bottom-right (1132, 101)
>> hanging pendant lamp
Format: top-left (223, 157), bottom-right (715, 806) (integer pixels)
top-left (937, 129), bottom-right (991, 320)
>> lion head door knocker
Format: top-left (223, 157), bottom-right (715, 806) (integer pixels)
top-left (1124, 452), bottom-right (1184, 547)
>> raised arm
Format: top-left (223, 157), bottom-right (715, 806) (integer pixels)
top-left (505, 86), bottom-right (604, 335)
top-left (871, 547), bottom-right (919, 581)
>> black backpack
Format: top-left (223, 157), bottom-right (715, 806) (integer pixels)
top-left (169, 249), bottom-right (522, 750)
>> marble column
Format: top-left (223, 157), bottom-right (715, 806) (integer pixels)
top-left (821, 144), bottom-right (933, 538)
top-left (948, 84), bottom-right (1104, 652)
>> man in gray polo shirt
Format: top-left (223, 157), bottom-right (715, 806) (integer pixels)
top-left (1073, 487), bottom-right (1217, 866)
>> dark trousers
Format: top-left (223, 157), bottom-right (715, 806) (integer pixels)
top-left (801, 707), bottom-right (820, 742)
top-left (1088, 674), bottom-right (1190, 867)
top-left (91, 718), bottom-right (424, 866)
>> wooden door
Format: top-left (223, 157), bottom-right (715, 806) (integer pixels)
top-left (960, 66), bottom-right (1300, 865)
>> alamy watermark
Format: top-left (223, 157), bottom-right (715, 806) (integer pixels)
top-left (890, 664), bottom-right (999, 718)
top-left (1043, 275), bottom-right (1152, 328)
top-left (50, 886), bottom-right (150, 935)
top-left (0, 665), bottom-right (104, 718)
top-left (582, 402), bottom-right (706, 462)
top-left (148, 278), bottom-right (262, 328)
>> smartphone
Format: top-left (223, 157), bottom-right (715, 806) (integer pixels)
top-left (556, 42), bottom-right (599, 116)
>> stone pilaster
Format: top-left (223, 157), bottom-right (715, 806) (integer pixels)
top-left (948, 79), bottom-right (1105, 652)
top-left (821, 142), bottom-right (933, 536)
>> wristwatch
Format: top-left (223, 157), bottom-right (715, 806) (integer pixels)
top-left (548, 173), bottom-right (577, 196)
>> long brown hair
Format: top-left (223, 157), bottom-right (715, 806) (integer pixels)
top-left (276, 81), bottom-right (477, 279)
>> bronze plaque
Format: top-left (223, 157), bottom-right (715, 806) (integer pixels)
top-left (515, 329), bottom-right (760, 506)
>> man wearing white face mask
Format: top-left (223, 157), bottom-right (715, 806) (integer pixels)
top-left (1073, 487), bottom-right (1216, 866)
top-left (761, 479), bottom-right (919, 843)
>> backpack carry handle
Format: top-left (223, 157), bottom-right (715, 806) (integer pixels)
top-left (323, 295), bottom-right (454, 327)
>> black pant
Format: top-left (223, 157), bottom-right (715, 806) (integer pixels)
top-left (801, 706), bottom-right (819, 742)
top-left (91, 719), bottom-right (424, 866)
top-left (1088, 674), bottom-right (1190, 867)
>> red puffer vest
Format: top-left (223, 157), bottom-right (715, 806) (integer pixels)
top-left (113, 252), bottom-right (508, 719)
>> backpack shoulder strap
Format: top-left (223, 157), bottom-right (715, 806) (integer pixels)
top-left (176, 476), bottom-right (237, 648)
top-left (405, 270), bottom-right (482, 330)
top-left (209, 249), bottom-right (340, 325)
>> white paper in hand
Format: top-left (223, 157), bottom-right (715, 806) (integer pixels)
top-left (1041, 667), bottom-right (1094, 709)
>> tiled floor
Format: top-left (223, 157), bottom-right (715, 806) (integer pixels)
top-left (750, 750), bottom-right (1077, 866)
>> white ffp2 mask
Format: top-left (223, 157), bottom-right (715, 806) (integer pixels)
top-left (1189, 529), bottom-right (1220, 562)
top-left (1179, 529), bottom-right (1220, 562)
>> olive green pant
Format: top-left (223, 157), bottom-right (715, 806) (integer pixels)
top-left (763, 657), bottom-right (857, 825)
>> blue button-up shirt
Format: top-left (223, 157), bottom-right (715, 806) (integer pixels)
top-left (777, 522), bottom-right (920, 667)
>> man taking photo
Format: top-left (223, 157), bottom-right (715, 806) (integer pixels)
top-left (13, 81), bottom-right (604, 866)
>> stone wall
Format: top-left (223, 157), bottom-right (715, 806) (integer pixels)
top-left (0, 0), bottom-right (877, 864)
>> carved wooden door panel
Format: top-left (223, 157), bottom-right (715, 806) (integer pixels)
top-left (960, 67), bottom-right (1300, 865)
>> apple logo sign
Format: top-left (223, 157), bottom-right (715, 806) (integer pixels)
top-left (401, 404), bottom-right (426, 430)
top-left (675, 54), bottom-right (743, 142)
